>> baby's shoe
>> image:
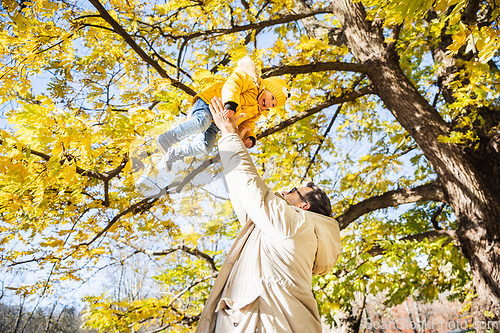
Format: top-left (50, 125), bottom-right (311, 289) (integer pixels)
top-left (156, 131), bottom-right (176, 155)
top-left (162, 148), bottom-right (183, 172)
top-left (162, 155), bottom-right (173, 172)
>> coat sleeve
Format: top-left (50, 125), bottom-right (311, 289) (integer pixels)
top-left (222, 171), bottom-right (251, 227)
top-left (238, 117), bottom-right (258, 148)
top-left (221, 71), bottom-right (255, 107)
top-left (218, 133), bottom-right (300, 237)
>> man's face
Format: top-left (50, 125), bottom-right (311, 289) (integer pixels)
top-left (281, 186), bottom-right (313, 210)
top-left (258, 89), bottom-right (277, 109)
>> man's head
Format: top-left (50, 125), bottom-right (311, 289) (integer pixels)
top-left (281, 182), bottom-right (332, 217)
top-left (260, 77), bottom-right (291, 110)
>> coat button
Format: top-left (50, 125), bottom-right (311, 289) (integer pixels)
top-left (233, 322), bottom-right (239, 327)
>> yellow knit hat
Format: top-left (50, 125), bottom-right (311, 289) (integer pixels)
top-left (262, 77), bottom-right (291, 108)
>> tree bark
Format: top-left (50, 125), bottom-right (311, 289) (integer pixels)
top-left (330, 0), bottom-right (500, 330)
top-left (336, 181), bottom-right (448, 230)
top-left (404, 300), bottom-right (419, 333)
top-left (336, 293), bottom-right (366, 333)
top-left (12, 297), bottom-right (24, 333)
top-left (290, 0), bottom-right (347, 46)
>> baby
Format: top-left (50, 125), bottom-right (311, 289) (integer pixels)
top-left (156, 56), bottom-right (290, 170)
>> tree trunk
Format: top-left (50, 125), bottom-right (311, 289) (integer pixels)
top-left (413, 298), bottom-right (421, 333)
top-left (12, 297), bottom-right (24, 333)
top-left (404, 300), bottom-right (419, 333)
top-left (336, 310), bottom-right (362, 333)
top-left (336, 293), bottom-right (366, 333)
top-left (330, 0), bottom-right (500, 331)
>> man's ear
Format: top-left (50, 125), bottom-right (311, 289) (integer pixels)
top-left (301, 202), bottom-right (310, 211)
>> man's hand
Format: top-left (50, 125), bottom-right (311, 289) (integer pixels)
top-left (223, 109), bottom-right (234, 118)
top-left (210, 97), bottom-right (246, 136)
top-left (236, 125), bottom-right (251, 147)
top-left (243, 138), bottom-right (253, 148)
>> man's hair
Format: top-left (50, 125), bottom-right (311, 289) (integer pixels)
top-left (304, 182), bottom-right (332, 217)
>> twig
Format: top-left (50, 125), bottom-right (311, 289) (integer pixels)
top-left (167, 272), bottom-right (219, 307)
top-left (430, 202), bottom-right (446, 230)
top-left (299, 74), bottom-right (366, 182)
top-left (300, 103), bottom-right (342, 183)
top-left (261, 61), bottom-right (369, 77)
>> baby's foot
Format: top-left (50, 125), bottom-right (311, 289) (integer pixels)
top-left (162, 155), bottom-right (173, 172)
top-left (162, 147), bottom-right (183, 172)
top-left (156, 132), bottom-right (176, 154)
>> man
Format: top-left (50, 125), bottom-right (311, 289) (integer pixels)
top-left (196, 97), bottom-right (341, 333)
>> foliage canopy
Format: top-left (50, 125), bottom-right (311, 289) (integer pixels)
top-left (1, 0), bottom-right (500, 331)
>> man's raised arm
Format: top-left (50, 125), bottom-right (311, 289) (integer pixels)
top-left (210, 98), bottom-right (299, 237)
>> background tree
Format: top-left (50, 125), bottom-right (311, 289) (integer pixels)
top-left (0, 0), bottom-right (499, 332)
top-left (0, 300), bottom-right (85, 333)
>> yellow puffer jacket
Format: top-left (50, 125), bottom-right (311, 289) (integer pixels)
top-left (194, 59), bottom-right (267, 147)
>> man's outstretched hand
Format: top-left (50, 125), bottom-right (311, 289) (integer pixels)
top-left (210, 97), bottom-right (246, 137)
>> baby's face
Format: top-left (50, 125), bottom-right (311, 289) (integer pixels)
top-left (258, 89), bottom-right (277, 109)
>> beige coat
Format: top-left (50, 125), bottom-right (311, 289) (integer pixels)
top-left (195, 133), bottom-right (341, 333)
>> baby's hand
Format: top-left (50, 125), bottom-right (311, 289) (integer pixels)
top-left (223, 109), bottom-right (235, 118)
top-left (243, 138), bottom-right (253, 148)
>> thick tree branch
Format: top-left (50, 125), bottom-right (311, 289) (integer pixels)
top-left (87, 0), bottom-right (197, 96)
top-left (81, 197), bottom-right (159, 246)
top-left (0, 138), bottom-right (128, 182)
top-left (336, 181), bottom-right (448, 230)
top-left (289, 0), bottom-right (346, 46)
top-left (261, 61), bottom-right (369, 77)
top-left (257, 85), bottom-right (374, 139)
top-left (162, 7), bottom-right (332, 42)
top-left (105, 157), bottom-right (129, 180)
top-left (79, 23), bottom-right (116, 33)
top-left (386, 24), bottom-right (402, 55)
top-left (461, 0), bottom-right (481, 25)
top-left (125, 242), bottom-right (218, 273)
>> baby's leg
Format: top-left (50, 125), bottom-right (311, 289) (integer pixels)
top-left (166, 122), bottom-right (220, 161)
top-left (157, 99), bottom-right (212, 154)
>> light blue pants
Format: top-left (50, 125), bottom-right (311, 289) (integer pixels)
top-left (167, 98), bottom-right (220, 159)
